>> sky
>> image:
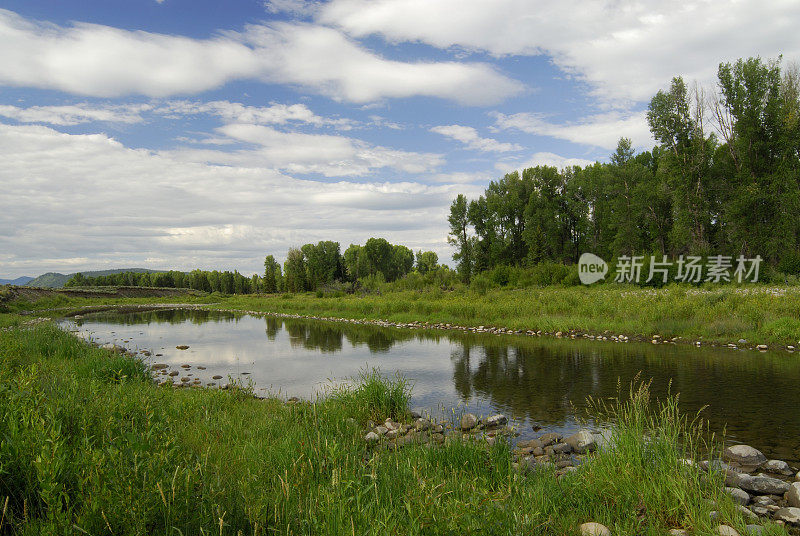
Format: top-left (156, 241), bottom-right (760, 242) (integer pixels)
top-left (1, 0), bottom-right (799, 278)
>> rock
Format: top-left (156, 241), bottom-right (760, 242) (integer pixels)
top-left (181, 364), bottom-right (191, 369)
top-left (552, 442), bottom-right (572, 454)
top-left (737, 474), bottom-right (791, 495)
top-left (151, 363), bottom-right (168, 370)
top-left (578, 522), bottom-right (611, 536)
top-left (414, 418), bottom-right (432, 432)
top-left (212, 375), bottom-right (223, 380)
top-left (753, 495), bottom-right (776, 507)
top-left (762, 459), bottom-right (793, 476)
top-left (180, 377), bottom-right (190, 382)
top-left (176, 345), bottom-right (189, 350)
top-left (196, 366), bottom-right (205, 370)
top-left (744, 526), bottom-right (763, 536)
top-left (724, 445), bottom-right (767, 471)
top-left (565, 430), bottom-right (597, 454)
top-left (538, 432), bottom-right (561, 447)
top-left (168, 371), bottom-right (179, 376)
top-left (726, 487), bottom-right (750, 505)
top-left (669, 530), bottom-right (688, 536)
top-left (460, 413), bottom-right (478, 431)
top-left (756, 344), bottom-right (768, 350)
top-left (517, 439), bottom-right (543, 450)
top-left (787, 482), bottom-right (800, 508)
top-left (484, 414), bottom-right (508, 428)
top-left (774, 507), bottom-right (800, 525)
top-left (796, 471), bottom-right (800, 481)
top-left (375, 426), bottom-right (388, 436)
top-left (364, 432), bottom-right (379, 443)
top-left (736, 504), bottom-right (757, 519)
top-left (717, 525), bottom-right (740, 536)
top-left (738, 339), bottom-right (748, 344)
top-left (386, 429), bottom-right (399, 440)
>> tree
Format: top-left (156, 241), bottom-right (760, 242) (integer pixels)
top-left (391, 245), bottom-right (414, 281)
top-left (415, 250), bottom-right (438, 274)
top-left (283, 248), bottom-right (308, 292)
top-left (263, 255), bottom-right (281, 293)
top-left (301, 241), bottom-right (343, 288)
top-left (362, 237), bottom-right (394, 280)
top-left (447, 194), bottom-right (473, 282)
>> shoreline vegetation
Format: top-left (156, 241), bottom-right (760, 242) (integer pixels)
top-left (5, 283), bottom-right (800, 349)
top-left (1, 317), bottom-right (797, 535)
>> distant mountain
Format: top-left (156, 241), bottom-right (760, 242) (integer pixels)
top-left (0, 276), bottom-right (34, 286)
top-left (25, 268), bottom-right (159, 288)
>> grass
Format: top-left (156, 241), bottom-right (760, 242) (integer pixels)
top-left (0, 319), bottom-right (791, 535)
top-left (7, 283), bottom-right (800, 346)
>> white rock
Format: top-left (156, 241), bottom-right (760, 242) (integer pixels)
top-left (579, 522), bottom-right (611, 536)
top-left (787, 482), bottom-right (800, 508)
top-left (774, 507), bottom-right (800, 525)
top-left (485, 414), bottom-right (508, 427)
top-left (565, 430), bottom-right (597, 454)
top-left (724, 445), bottom-right (767, 469)
top-left (669, 530), bottom-right (688, 536)
top-left (717, 525), bottom-right (740, 536)
top-left (762, 459), bottom-right (793, 475)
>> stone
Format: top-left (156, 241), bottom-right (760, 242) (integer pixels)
top-left (212, 375), bottom-right (223, 380)
top-left (724, 445), bottom-right (767, 471)
top-left (737, 474), bottom-right (792, 495)
top-left (151, 363), bottom-right (168, 370)
top-left (364, 432), bottom-right (379, 443)
top-left (717, 525), bottom-right (740, 536)
top-left (460, 413), bottom-right (478, 431)
top-left (725, 487), bottom-right (750, 505)
top-left (744, 526), bottom-right (762, 536)
top-left (736, 504), bottom-right (757, 519)
top-left (565, 430), bottom-right (597, 454)
top-left (669, 530), bottom-right (688, 536)
top-left (375, 426), bottom-right (388, 436)
top-left (176, 345), bottom-right (189, 350)
top-left (384, 420), bottom-right (399, 432)
top-left (538, 432), bottom-right (561, 447)
top-left (787, 482), bottom-right (800, 508)
top-left (196, 366), bottom-right (205, 370)
top-left (517, 439), bottom-right (543, 450)
top-left (181, 364), bottom-right (191, 369)
top-left (484, 414), bottom-right (508, 428)
top-left (578, 522), bottom-right (611, 536)
top-left (414, 418), bottom-right (432, 432)
top-left (552, 442), bottom-right (572, 454)
top-left (756, 344), bottom-right (768, 350)
top-left (168, 371), bottom-right (179, 377)
top-left (762, 459), bottom-right (793, 476)
top-left (180, 377), bottom-right (190, 382)
top-left (774, 507), bottom-right (800, 525)
top-left (753, 495), bottom-right (776, 507)
top-left (386, 429), bottom-right (399, 440)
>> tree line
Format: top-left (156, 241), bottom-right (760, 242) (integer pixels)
top-left (449, 57), bottom-right (800, 282)
top-left (65, 239), bottom-right (441, 294)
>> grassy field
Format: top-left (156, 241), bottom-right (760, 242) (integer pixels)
top-left (0, 317), bottom-right (788, 535)
top-left (6, 283), bottom-right (800, 347)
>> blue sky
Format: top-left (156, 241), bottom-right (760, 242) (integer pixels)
top-left (1, 0), bottom-right (797, 277)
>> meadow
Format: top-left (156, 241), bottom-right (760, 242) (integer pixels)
top-left (0, 316), bottom-right (789, 535)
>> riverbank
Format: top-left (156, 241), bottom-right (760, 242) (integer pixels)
top-left (1, 318), bottom-right (794, 535)
top-left (6, 284), bottom-right (800, 350)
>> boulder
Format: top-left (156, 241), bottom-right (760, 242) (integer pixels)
top-left (737, 474), bottom-right (792, 495)
top-left (565, 430), bottom-right (597, 454)
top-left (762, 459), bottom-right (793, 476)
top-left (484, 414), bottom-right (508, 428)
top-left (460, 413), bottom-right (478, 431)
top-left (725, 487), bottom-right (750, 505)
top-left (787, 482), bottom-right (800, 508)
top-left (578, 522), bottom-right (611, 536)
top-left (774, 507), bottom-right (800, 525)
top-left (724, 445), bottom-right (767, 471)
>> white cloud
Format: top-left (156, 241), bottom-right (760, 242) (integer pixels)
top-left (496, 152), bottom-right (595, 173)
top-left (164, 123), bottom-right (444, 176)
top-left (430, 124), bottom-right (521, 153)
top-left (0, 9), bottom-right (523, 105)
top-left (155, 100), bottom-right (355, 129)
top-left (0, 121), bottom-right (466, 276)
top-left (0, 103), bottom-right (151, 125)
top-left (491, 111), bottom-right (654, 151)
top-left (319, 0), bottom-right (800, 104)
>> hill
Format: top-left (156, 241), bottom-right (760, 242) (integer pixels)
top-left (0, 276), bottom-right (33, 286)
top-left (25, 268), bottom-right (159, 288)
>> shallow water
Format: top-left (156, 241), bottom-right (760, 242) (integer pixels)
top-left (65, 309), bottom-right (800, 463)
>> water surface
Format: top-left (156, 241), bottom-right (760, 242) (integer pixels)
top-left (65, 309), bottom-right (800, 463)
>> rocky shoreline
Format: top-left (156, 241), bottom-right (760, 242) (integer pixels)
top-left (359, 410), bottom-right (800, 535)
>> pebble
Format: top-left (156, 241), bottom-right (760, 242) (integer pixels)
top-left (578, 522), bottom-right (610, 536)
top-left (176, 345), bottom-right (189, 350)
top-left (212, 375), bottom-right (223, 380)
top-left (168, 371), bottom-right (179, 377)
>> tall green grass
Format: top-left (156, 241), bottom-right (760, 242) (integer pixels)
top-left (0, 322), bottom-right (790, 534)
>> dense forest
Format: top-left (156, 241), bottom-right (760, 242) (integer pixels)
top-left (449, 57), bottom-right (800, 281)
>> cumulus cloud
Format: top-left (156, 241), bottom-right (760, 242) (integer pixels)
top-left (491, 111), bottom-right (654, 151)
top-left (319, 0), bottom-right (800, 104)
top-left (0, 121), bottom-right (466, 275)
top-left (0, 9), bottom-right (522, 105)
top-left (430, 124), bottom-right (521, 153)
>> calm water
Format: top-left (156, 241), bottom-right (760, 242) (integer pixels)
top-left (64, 309), bottom-right (800, 463)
